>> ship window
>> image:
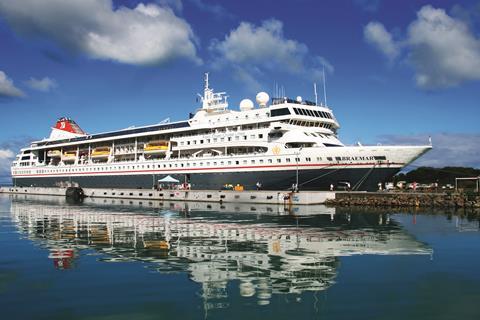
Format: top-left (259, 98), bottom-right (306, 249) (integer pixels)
top-left (317, 157), bottom-right (321, 161)
top-left (243, 160), bottom-right (247, 164)
top-left (235, 161), bottom-right (239, 165)
top-left (169, 164), bottom-right (172, 167)
top-left (271, 108), bottom-right (291, 117)
top-left (277, 159), bottom-right (281, 163)
top-left (228, 161), bottom-right (232, 165)
top-left (268, 159), bottom-right (272, 163)
top-left (251, 160), bottom-right (255, 164)
top-left (250, 135), bottom-right (255, 139)
top-left (327, 157), bottom-right (332, 161)
top-left (259, 159), bottom-right (264, 164)
top-left (243, 136), bottom-right (247, 140)
top-left (374, 156), bottom-right (387, 160)
top-left (286, 158), bottom-right (291, 162)
top-left (213, 162), bottom-right (217, 165)
top-left (295, 157), bottom-right (300, 162)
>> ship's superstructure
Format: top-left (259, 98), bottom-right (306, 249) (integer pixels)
top-left (11, 74), bottom-right (431, 191)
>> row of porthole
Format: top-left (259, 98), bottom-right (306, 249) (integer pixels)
top-left (14, 153), bottom-right (370, 176)
top-left (96, 191), bottom-right (280, 201)
top-left (15, 156), bottom-right (326, 175)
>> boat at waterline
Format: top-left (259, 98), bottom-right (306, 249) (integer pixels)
top-left (11, 74), bottom-right (431, 191)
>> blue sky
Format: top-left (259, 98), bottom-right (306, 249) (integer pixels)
top-left (0, 0), bottom-right (479, 181)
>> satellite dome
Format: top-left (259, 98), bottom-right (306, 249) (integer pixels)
top-left (239, 99), bottom-right (254, 111)
top-left (256, 92), bottom-right (270, 107)
top-left (296, 96), bottom-right (302, 102)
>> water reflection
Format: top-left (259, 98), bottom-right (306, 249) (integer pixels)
top-left (9, 194), bottom-right (431, 309)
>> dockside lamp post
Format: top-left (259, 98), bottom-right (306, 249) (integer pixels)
top-left (295, 147), bottom-right (303, 192)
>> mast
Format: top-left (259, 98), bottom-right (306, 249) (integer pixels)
top-left (322, 65), bottom-right (328, 107)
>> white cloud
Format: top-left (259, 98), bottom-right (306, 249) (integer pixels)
top-left (212, 19), bottom-right (304, 72)
top-left (379, 133), bottom-right (480, 168)
top-left (407, 5), bottom-right (480, 89)
top-left (187, 0), bottom-right (232, 18)
top-left (364, 5), bottom-right (480, 89)
top-left (0, 0), bottom-right (200, 65)
top-left (364, 21), bottom-right (399, 61)
top-left (0, 148), bottom-right (14, 184)
top-left (210, 19), bottom-right (332, 89)
top-left (0, 70), bottom-right (25, 99)
top-left (156, 0), bottom-right (183, 12)
top-left (25, 77), bottom-right (57, 92)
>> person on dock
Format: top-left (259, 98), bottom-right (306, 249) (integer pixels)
top-left (256, 182), bottom-right (262, 190)
top-left (330, 183), bottom-right (334, 191)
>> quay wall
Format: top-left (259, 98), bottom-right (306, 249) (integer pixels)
top-left (326, 191), bottom-right (480, 209)
top-left (0, 186), bottom-right (335, 205)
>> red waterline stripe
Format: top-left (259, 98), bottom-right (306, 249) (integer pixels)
top-left (13, 162), bottom-right (405, 178)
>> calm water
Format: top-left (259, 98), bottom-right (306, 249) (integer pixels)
top-left (1, 194), bottom-right (479, 320)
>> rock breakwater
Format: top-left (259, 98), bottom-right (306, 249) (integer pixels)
top-left (325, 192), bottom-right (480, 210)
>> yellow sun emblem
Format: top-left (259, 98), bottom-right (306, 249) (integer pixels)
top-left (272, 145), bottom-right (281, 155)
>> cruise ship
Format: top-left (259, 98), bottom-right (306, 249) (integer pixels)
top-left (11, 74), bottom-right (431, 191)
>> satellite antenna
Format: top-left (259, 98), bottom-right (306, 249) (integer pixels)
top-left (313, 83), bottom-right (318, 106)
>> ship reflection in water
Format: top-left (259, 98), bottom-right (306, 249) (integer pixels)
top-left (9, 194), bottom-right (431, 309)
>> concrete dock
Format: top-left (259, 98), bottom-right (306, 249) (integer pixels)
top-left (0, 186), bottom-right (335, 205)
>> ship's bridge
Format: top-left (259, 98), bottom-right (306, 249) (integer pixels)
top-left (189, 74), bottom-right (340, 136)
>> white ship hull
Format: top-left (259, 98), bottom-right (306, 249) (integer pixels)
top-left (12, 146), bottom-right (430, 191)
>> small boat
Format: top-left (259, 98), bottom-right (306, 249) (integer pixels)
top-left (91, 147), bottom-right (111, 158)
top-left (62, 151), bottom-right (76, 160)
top-left (47, 150), bottom-right (61, 157)
top-left (144, 141), bottom-right (168, 154)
